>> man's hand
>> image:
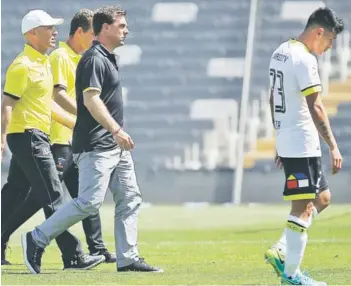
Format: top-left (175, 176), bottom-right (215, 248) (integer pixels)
top-left (113, 129), bottom-right (135, 151)
top-left (275, 152), bottom-right (283, 169)
top-left (330, 147), bottom-right (342, 174)
top-left (1, 135), bottom-right (6, 161)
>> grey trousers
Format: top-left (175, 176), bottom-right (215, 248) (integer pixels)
top-left (32, 147), bottom-right (142, 267)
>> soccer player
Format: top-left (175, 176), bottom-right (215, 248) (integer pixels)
top-left (1, 10), bottom-right (104, 270)
top-left (264, 7), bottom-right (344, 285)
top-left (21, 6), bottom-right (163, 274)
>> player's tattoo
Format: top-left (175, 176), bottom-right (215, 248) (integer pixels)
top-left (316, 119), bottom-right (335, 147)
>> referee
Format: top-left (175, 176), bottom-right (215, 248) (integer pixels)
top-left (1, 10), bottom-right (104, 270)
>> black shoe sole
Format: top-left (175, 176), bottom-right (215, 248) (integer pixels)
top-left (21, 233), bottom-right (39, 274)
top-left (63, 255), bottom-right (105, 270)
top-left (1, 260), bottom-right (12, 265)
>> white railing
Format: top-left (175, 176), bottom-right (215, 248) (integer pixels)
top-left (320, 49), bottom-right (332, 96)
top-left (261, 89), bottom-right (274, 139)
top-left (336, 31), bottom-right (350, 82)
top-left (165, 98), bottom-right (239, 171)
top-left (320, 30), bottom-right (350, 96)
top-left (245, 99), bottom-right (260, 151)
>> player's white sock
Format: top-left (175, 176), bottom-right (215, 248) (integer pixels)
top-left (274, 206), bottom-right (317, 252)
top-left (283, 215), bottom-right (309, 278)
top-left (274, 229), bottom-right (286, 252)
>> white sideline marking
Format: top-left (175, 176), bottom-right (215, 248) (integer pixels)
top-left (151, 239), bottom-right (351, 246)
top-left (10, 239), bottom-right (351, 247)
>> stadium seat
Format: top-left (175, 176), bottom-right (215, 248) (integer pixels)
top-left (114, 45), bottom-right (143, 66)
top-left (207, 58), bottom-right (245, 79)
top-left (151, 2), bottom-right (199, 25)
top-left (280, 1), bottom-right (325, 22)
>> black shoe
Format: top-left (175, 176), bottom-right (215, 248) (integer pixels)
top-left (1, 240), bottom-right (11, 265)
top-left (21, 232), bottom-right (44, 274)
top-left (118, 258), bottom-right (164, 272)
top-left (63, 253), bottom-right (105, 270)
top-left (1, 259), bottom-right (11, 265)
top-left (91, 248), bottom-right (116, 263)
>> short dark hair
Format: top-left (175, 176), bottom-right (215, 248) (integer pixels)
top-left (69, 9), bottom-right (93, 36)
top-left (93, 6), bottom-right (126, 36)
top-left (305, 7), bottom-right (344, 34)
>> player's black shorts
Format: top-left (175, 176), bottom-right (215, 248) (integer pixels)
top-left (280, 157), bottom-right (328, 201)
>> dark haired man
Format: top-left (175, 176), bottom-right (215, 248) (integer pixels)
top-left (49, 9), bottom-right (115, 263)
top-left (22, 6), bottom-right (163, 274)
top-left (264, 7), bottom-right (344, 285)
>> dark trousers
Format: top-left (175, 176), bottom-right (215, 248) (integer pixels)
top-left (1, 129), bottom-right (82, 259)
top-left (51, 144), bottom-right (105, 254)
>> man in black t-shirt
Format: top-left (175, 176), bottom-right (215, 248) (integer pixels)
top-left (21, 6), bottom-right (163, 274)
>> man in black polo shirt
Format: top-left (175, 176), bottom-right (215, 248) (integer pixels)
top-left (22, 6), bottom-right (163, 274)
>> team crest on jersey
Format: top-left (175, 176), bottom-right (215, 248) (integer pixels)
top-left (287, 173), bottom-right (309, 189)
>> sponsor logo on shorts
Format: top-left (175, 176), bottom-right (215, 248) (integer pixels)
top-left (287, 173), bottom-right (309, 189)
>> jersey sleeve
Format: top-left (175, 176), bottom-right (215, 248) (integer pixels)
top-left (4, 62), bottom-right (29, 100)
top-left (295, 54), bottom-right (322, 96)
top-left (80, 56), bottom-right (105, 94)
top-left (50, 52), bottom-right (68, 90)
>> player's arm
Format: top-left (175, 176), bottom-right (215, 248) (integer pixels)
top-left (53, 86), bottom-right (77, 116)
top-left (306, 93), bottom-right (337, 149)
top-left (306, 93), bottom-right (342, 173)
top-left (296, 55), bottom-right (342, 173)
top-left (51, 100), bottom-right (75, 130)
top-left (50, 52), bottom-right (77, 116)
top-left (1, 63), bottom-right (28, 159)
top-left (296, 55), bottom-right (338, 149)
top-left (269, 89), bottom-right (282, 167)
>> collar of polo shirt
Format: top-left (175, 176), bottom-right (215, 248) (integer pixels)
top-left (24, 43), bottom-right (48, 61)
top-left (59, 41), bottom-right (81, 59)
top-left (92, 40), bottom-right (113, 57)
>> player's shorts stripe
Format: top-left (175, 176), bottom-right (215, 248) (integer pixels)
top-left (301, 84), bottom-right (322, 96)
top-left (3, 92), bottom-right (20, 100)
top-left (83, 87), bottom-right (101, 93)
top-left (54, 84), bottom-right (67, 90)
top-left (286, 221), bottom-right (307, 232)
top-left (283, 193), bottom-right (316, 201)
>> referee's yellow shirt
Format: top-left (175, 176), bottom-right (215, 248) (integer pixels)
top-left (4, 44), bottom-right (53, 135)
top-left (49, 42), bottom-right (81, 145)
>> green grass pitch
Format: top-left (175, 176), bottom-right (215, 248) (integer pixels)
top-left (2, 204), bottom-right (351, 285)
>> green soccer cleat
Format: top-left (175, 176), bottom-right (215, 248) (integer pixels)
top-left (264, 246), bottom-right (285, 277)
top-left (281, 272), bottom-right (327, 285)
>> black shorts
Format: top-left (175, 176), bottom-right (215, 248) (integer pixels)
top-left (280, 157), bottom-right (328, 201)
